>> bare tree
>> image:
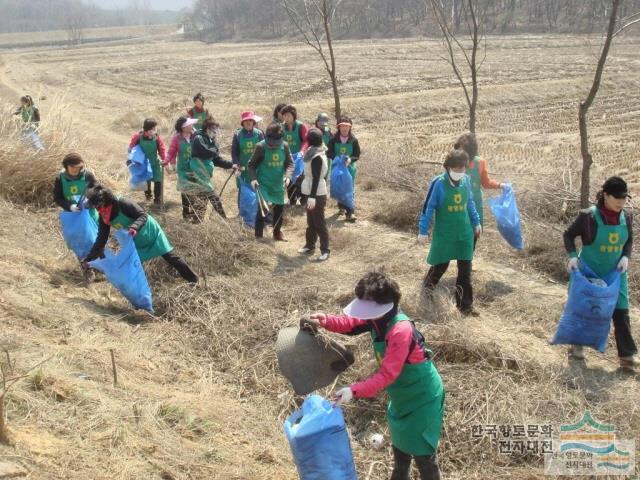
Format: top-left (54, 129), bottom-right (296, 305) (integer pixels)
top-left (282, 0), bottom-right (343, 120)
top-left (65, 0), bottom-right (86, 46)
top-left (578, 0), bottom-right (639, 207)
top-left (428, 0), bottom-right (488, 133)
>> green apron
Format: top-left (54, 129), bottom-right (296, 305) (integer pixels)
top-left (188, 157), bottom-right (214, 193)
top-left (21, 106), bottom-right (37, 128)
top-left (322, 127), bottom-right (331, 147)
top-left (192, 109), bottom-right (207, 130)
top-left (256, 141), bottom-right (286, 205)
top-left (467, 156), bottom-right (483, 227)
top-left (372, 313), bottom-right (445, 456)
top-left (109, 204), bottom-right (173, 262)
top-left (284, 121), bottom-right (302, 154)
top-left (427, 175), bottom-right (474, 265)
top-left (335, 139), bottom-right (356, 181)
top-left (59, 171), bottom-right (99, 223)
top-left (138, 135), bottom-right (163, 183)
top-left (237, 128), bottom-right (262, 185)
top-left (579, 206), bottom-right (629, 310)
top-left (176, 136), bottom-right (194, 192)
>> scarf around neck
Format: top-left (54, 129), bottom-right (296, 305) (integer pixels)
top-left (303, 145), bottom-right (326, 163)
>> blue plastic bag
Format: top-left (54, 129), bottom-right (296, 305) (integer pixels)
top-left (89, 230), bottom-right (153, 311)
top-left (488, 184), bottom-right (524, 250)
top-left (284, 395), bottom-right (358, 480)
top-left (59, 207), bottom-right (98, 260)
top-left (330, 156), bottom-right (355, 211)
top-left (550, 265), bottom-right (620, 353)
top-left (291, 152), bottom-right (305, 184)
top-left (127, 145), bottom-right (153, 190)
top-left (238, 180), bottom-right (258, 228)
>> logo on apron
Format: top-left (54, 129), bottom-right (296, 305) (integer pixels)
top-left (272, 153), bottom-right (280, 161)
top-left (340, 147), bottom-right (347, 154)
top-left (70, 185), bottom-right (79, 194)
top-left (286, 134), bottom-right (293, 142)
top-left (453, 193), bottom-right (462, 204)
top-left (113, 223), bottom-right (123, 229)
top-left (609, 232), bottom-right (620, 245)
top-left (246, 141), bottom-right (253, 149)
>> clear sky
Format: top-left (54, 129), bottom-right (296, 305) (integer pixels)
top-left (93, 0), bottom-right (194, 10)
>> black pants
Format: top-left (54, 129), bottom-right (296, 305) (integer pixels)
top-left (423, 260), bottom-right (473, 312)
top-left (183, 192), bottom-right (226, 221)
top-left (162, 252), bottom-right (197, 283)
top-left (181, 193), bottom-right (194, 219)
top-left (304, 196), bottom-right (330, 254)
top-left (255, 204), bottom-right (284, 238)
top-left (391, 446), bottom-right (441, 480)
top-left (145, 181), bottom-right (162, 201)
top-left (613, 309), bottom-right (638, 357)
top-left (287, 179), bottom-right (303, 205)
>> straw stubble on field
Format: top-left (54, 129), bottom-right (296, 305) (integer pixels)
top-left (0, 34), bottom-right (639, 479)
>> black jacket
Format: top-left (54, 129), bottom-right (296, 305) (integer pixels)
top-left (53, 170), bottom-right (97, 211)
top-left (84, 198), bottom-right (147, 262)
top-left (564, 207), bottom-right (633, 259)
top-left (248, 142), bottom-right (294, 182)
top-left (191, 132), bottom-right (233, 169)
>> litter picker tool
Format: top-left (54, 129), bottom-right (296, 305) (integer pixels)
top-left (218, 170), bottom-right (236, 198)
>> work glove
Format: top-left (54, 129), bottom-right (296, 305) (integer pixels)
top-left (474, 225), bottom-right (482, 239)
top-left (617, 256), bottom-right (629, 273)
top-left (500, 183), bottom-right (512, 193)
top-left (251, 180), bottom-right (259, 189)
top-left (299, 315), bottom-right (321, 335)
top-left (128, 228), bottom-right (138, 237)
top-left (345, 157), bottom-right (351, 167)
top-left (306, 198), bottom-right (316, 211)
top-left (333, 387), bottom-right (353, 406)
top-left (284, 177), bottom-right (291, 187)
top-left (567, 257), bottom-right (579, 273)
top-left (70, 204), bottom-right (80, 212)
top-left (417, 234), bottom-right (429, 245)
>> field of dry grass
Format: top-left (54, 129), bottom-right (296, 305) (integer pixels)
top-left (0, 33), bottom-right (639, 479)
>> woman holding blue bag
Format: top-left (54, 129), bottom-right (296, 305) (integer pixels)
top-left (54, 153), bottom-right (98, 221)
top-left (301, 271), bottom-right (444, 480)
top-left (563, 176), bottom-right (638, 368)
top-left (327, 116), bottom-right (360, 222)
top-left (82, 185), bottom-right (198, 284)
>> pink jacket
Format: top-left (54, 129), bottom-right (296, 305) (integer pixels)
top-left (320, 314), bottom-right (427, 398)
top-left (166, 133), bottom-right (191, 166)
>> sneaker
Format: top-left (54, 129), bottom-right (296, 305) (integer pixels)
top-left (298, 246), bottom-right (315, 255)
top-left (568, 345), bottom-right (585, 360)
top-left (619, 355), bottom-right (640, 369)
top-left (345, 214), bottom-right (357, 223)
top-left (337, 207), bottom-right (345, 216)
top-left (317, 252), bottom-right (330, 262)
top-left (273, 231), bottom-right (288, 242)
top-left (153, 197), bottom-right (162, 206)
top-left (145, 192), bottom-right (153, 201)
top-left (459, 307), bottom-right (479, 317)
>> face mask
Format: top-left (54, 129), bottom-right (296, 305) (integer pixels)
top-left (449, 170), bottom-right (465, 182)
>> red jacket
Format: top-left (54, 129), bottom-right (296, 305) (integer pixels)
top-left (129, 132), bottom-right (167, 162)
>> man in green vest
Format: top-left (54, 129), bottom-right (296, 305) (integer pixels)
top-left (248, 123), bottom-right (294, 241)
top-left (418, 149), bottom-right (481, 316)
top-left (129, 118), bottom-right (167, 205)
top-left (53, 152), bottom-right (99, 223)
top-left (82, 185), bottom-right (198, 283)
top-left (302, 271), bottom-right (444, 480)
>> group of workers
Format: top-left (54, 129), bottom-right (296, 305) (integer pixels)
top-left (40, 90), bottom-right (639, 480)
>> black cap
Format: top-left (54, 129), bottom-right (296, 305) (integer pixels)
top-left (307, 128), bottom-right (324, 147)
top-left (602, 176), bottom-right (631, 199)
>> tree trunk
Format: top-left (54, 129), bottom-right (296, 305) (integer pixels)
top-left (323, 0), bottom-right (341, 119)
top-left (579, 0), bottom-right (620, 208)
top-left (469, 0), bottom-right (479, 134)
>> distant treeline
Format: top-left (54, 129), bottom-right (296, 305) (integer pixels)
top-left (185, 0), bottom-right (640, 41)
top-left (0, 0), bottom-right (182, 33)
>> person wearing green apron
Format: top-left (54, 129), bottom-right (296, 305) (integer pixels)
top-left (53, 152), bottom-right (99, 223)
top-left (272, 103), bottom-right (286, 125)
top-left (13, 95), bottom-right (44, 150)
top-left (280, 105), bottom-right (308, 206)
top-left (189, 117), bottom-right (237, 220)
top-left (232, 111), bottom-right (265, 189)
top-left (454, 133), bottom-right (508, 238)
top-left (327, 116), bottom-right (361, 222)
top-left (418, 149), bottom-right (481, 315)
top-left (301, 271), bottom-right (444, 480)
top-left (186, 93), bottom-right (210, 131)
top-left (166, 116), bottom-right (198, 221)
top-left (129, 118), bottom-right (167, 205)
top-left (82, 185), bottom-right (197, 283)
top-left (564, 176), bottom-right (639, 369)
top-left (248, 122), bottom-right (294, 241)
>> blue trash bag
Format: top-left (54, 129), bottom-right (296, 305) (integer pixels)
top-left (89, 230), bottom-right (153, 312)
top-left (238, 180), bottom-right (258, 228)
top-left (330, 156), bottom-right (355, 211)
top-left (488, 184), bottom-right (524, 250)
top-left (550, 264), bottom-right (621, 353)
top-left (291, 152), bottom-right (305, 184)
top-left (59, 207), bottom-right (98, 260)
top-left (127, 145), bottom-right (153, 190)
top-left (284, 395), bottom-right (358, 480)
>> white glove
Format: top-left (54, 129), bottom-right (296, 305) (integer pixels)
top-left (567, 257), bottom-right (579, 273)
top-left (345, 157), bottom-right (352, 167)
top-left (617, 256), bottom-right (629, 273)
top-left (306, 198), bottom-right (316, 211)
top-left (251, 180), bottom-right (259, 189)
top-left (70, 204), bottom-right (80, 212)
top-left (333, 387), bottom-right (353, 406)
top-left (474, 225), bottom-right (482, 238)
top-left (417, 234), bottom-right (429, 245)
